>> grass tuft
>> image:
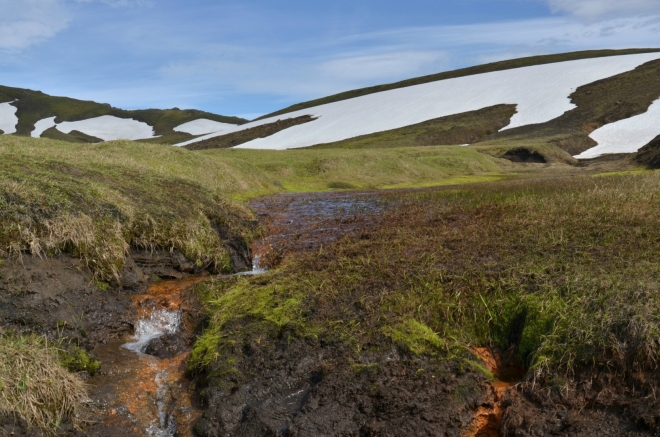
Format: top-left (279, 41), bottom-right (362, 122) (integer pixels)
top-left (0, 333), bottom-right (87, 433)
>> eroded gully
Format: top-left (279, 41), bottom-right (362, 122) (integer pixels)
top-left (85, 189), bottom-right (519, 437)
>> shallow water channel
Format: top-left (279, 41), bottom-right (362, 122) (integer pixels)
top-left (87, 275), bottom-right (208, 437)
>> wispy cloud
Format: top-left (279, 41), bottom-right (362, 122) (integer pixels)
top-left (0, 0), bottom-right (71, 52)
top-left (541, 0), bottom-right (660, 21)
top-left (155, 13), bottom-right (660, 107)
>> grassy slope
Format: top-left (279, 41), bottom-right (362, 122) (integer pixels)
top-left (192, 171), bottom-right (660, 386)
top-left (259, 49), bottom-right (660, 120)
top-left (0, 135), bottom-right (516, 278)
top-left (0, 85), bottom-right (247, 144)
top-left (0, 135), bottom-right (259, 279)
top-left (0, 133), bottom-right (653, 432)
top-left (202, 145), bottom-right (507, 197)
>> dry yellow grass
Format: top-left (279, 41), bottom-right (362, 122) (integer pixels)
top-left (0, 334), bottom-right (87, 433)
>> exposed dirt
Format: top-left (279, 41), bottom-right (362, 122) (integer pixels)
top-left (502, 148), bottom-right (547, 164)
top-left (463, 348), bottom-right (524, 437)
top-left (635, 134), bottom-right (660, 169)
top-left (0, 251), bottom-right (218, 437)
top-left (6, 185), bottom-right (660, 436)
top-left (195, 337), bottom-right (488, 437)
top-left (184, 115), bottom-right (316, 151)
top-left (195, 191), bottom-right (492, 436)
top-left (85, 275), bottom-right (207, 437)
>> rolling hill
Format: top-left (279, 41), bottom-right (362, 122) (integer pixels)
top-left (0, 85), bottom-right (247, 144)
top-left (179, 49), bottom-right (660, 161)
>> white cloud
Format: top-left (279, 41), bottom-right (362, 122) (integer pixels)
top-left (0, 0), bottom-right (71, 52)
top-left (150, 12), bottom-right (660, 110)
top-left (318, 51), bottom-right (450, 82)
top-left (0, 0), bottom-right (150, 53)
top-left (542, 0), bottom-right (660, 21)
top-left (75, 0), bottom-right (152, 6)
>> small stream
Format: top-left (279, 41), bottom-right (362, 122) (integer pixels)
top-left (88, 276), bottom-right (206, 437)
top-left (85, 192), bottom-right (386, 436)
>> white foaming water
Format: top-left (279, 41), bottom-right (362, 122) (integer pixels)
top-left (123, 309), bottom-right (181, 353)
top-left (146, 371), bottom-right (177, 437)
top-left (235, 254), bottom-right (268, 276)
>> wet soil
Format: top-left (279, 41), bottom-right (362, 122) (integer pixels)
top-left (248, 190), bottom-right (386, 268)
top-left (0, 253), bottom-right (211, 437)
top-left (194, 191), bottom-right (491, 436)
top-left (5, 187), bottom-right (660, 436)
top-left (86, 275), bottom-right (207, 437)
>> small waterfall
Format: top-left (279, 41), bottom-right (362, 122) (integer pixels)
top-left (235, 254), bottom-right (268, 276)
top-left (123, 309), bottom-right (181, 353)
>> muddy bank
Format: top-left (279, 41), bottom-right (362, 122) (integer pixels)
top-left (0, 248), bottom-right (235, 437)
top-left (194, 191), bottom-right (491, 436)
top-left (194, 188), bottom-right (660, 437)
top-left (195, 336), bottom-right (487, 437)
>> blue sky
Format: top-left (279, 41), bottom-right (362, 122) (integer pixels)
top-left (2, 0), bottom-right (659, 119)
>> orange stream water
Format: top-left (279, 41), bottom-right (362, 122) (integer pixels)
top-left (88, 276), bottom-right (207, 437)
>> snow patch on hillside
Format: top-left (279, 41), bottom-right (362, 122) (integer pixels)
top-left (57, 115), bottom-right (157, 141)
top-left (31, 116), bottom-right (57, 138)
top-left (174, 119), bottom-right (238, 136)
top-left (0, 101), bottom-right (18, 135)
top-left (576, 99), bottom-right (660, 159)
top-left (175, 53), bottom-right (660, 150)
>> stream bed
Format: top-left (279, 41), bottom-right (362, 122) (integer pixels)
top-left (87, 276), bottom-right (208, 437)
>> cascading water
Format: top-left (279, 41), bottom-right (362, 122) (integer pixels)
top-left (236, 254), bottom-right (268, 276)
top-left (88, 277), bottom-right (205, 437)
top-left (123, 309), bottom-right (182, 354)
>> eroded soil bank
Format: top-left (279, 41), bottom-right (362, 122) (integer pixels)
top-left (0, 250), bottom-right (220, 437)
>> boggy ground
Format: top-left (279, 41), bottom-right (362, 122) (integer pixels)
top-left (191, 172), bottom-right (660, 436)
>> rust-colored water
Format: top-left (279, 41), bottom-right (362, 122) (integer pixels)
top-left (463, 347), bottom-right (525, 437)
top-left (87, 276), bottom-right (207, 437)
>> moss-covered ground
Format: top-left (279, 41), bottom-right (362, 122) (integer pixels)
top-left (191, 171), bottom-right (660, 386)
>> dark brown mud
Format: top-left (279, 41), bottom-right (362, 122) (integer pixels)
top-left (0, 252), bottom-right (220, 437)
top-left (194, 191), bottom-right (490, 436)
top-left (6, 187), bottom-right (660, 436)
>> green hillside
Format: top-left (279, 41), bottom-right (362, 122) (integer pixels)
top-left (0, 85), bottom-right (248, 144)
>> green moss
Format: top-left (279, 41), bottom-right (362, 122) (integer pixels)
top-left (192, 171), bottom-right (660, 383)
top-left (387, 319), bottom-right (446, 355)
top-left (94, 280), bottom-right (110, 291)
top-left (59, 346), bottom-right (101, 375)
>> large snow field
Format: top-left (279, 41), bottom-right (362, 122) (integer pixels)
top-left (57, 115), bottom-right (157, 141)
top-left (0, 101), bottom-right (18, 135)
top-left (576, 99), bottom-right (660, 159)
top-left (176, 53), bottom-right (660, 150)
top-left (173, 118), bottom-right (238, 136)
top-left (31, 116), bottom-right (57, 138)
